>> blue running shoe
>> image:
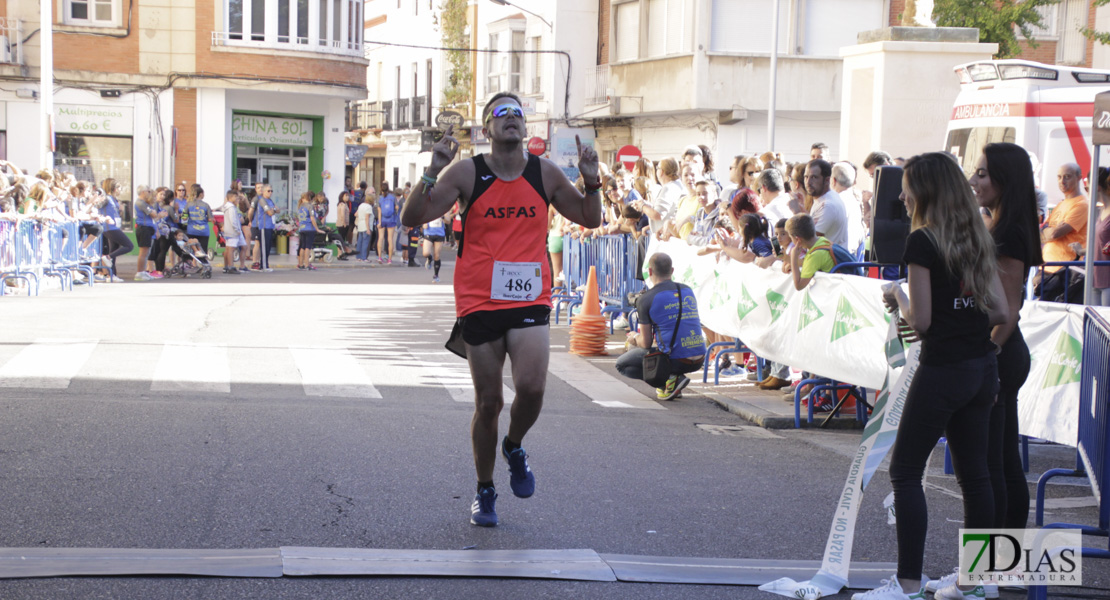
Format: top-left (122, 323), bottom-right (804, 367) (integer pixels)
top-left (502, 440), bottom-right (536, 498)
top-left (470, 487), bottom-right (498, 527)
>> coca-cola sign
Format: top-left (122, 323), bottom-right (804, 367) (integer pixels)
top-left (1095, 91), bottom-right (1110, 146)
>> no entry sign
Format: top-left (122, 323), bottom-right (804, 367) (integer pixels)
top-left (527, 136), bottom-right (547, 156)
top-left (617, 145), bottom-right (641, 170)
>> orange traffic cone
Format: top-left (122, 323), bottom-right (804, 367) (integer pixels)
top-left (580, 266), bottom-right (601, 316)
top-left (569, 266), bottom-right (609, 356)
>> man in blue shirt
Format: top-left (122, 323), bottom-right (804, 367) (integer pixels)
top-left (616, 252), bottom-right (706, 400)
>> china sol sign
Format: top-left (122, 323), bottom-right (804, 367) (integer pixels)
top-left (232, 114), bottom-right (313, 146)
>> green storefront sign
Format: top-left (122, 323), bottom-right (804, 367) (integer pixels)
top-left (232, 114), bottom-right (313, 146)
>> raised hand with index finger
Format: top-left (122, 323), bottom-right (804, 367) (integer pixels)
top-left (575, 135), bottom-right (599, 184)
top-left (429, 125), bottom-right (460, 175)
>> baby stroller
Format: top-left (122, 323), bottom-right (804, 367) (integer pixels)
top-left (311, 227), bottom-right (355, 263)
top-left (165, 237), bottom-right (213, 279)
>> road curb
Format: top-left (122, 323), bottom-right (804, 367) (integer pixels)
top-left (699, 390), bottom-right (863, 430)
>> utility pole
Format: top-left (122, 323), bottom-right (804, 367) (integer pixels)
top-left (41, 0), bottom-right (54, 170)
top-left (768, 0), bottom-right (780, 150)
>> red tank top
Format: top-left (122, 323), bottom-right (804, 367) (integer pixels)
top-left (454, 154), bottom-right (552, 317)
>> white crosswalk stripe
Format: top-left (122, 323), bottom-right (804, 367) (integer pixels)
top-left (413, 351), bottom-right (514, 404)
top-left (151, 342), bottom-right (231, 394)
top-left (0, 339), bottom-right (98, 389)
top-left (290, 346), bottom-right (381, 399)
top-left (0, 339), bottom-right (658, 408)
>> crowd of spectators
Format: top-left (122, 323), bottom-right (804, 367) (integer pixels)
top-left (559, 141), bottom-right (1110, 404)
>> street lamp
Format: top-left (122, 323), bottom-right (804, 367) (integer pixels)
top-left (488, 0), bottom-right (552, 30)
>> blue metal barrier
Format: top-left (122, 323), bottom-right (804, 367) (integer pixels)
top-left (1028, 307), bottom-right (1110, 600)
top-left (1033, 260), bottom-right (1110, 303)
top-left (831, 261), bottom-right (906, 280)
top-left (1, 219), bottom-right (101, 296)
top-left (560, 234), bottom-right (645, 331)
top-left (701, 338), bottom-right (764, 385)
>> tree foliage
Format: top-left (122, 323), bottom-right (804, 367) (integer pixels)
top-left (932, 0), bottom-right (1059, 59)
top-left (438, 0), bottom-right (472, 112)
top-left (1082, 0), bottom-right (1110, 45)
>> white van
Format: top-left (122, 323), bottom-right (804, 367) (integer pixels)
top-left (945, 59), bottom-right (1110, 206)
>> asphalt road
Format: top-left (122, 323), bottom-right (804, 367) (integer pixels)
top-left (0, 256), bottom-right (1104, 599)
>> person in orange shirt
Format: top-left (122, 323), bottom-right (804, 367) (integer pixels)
top-left (1041, 163), bottom-right (1089, 272)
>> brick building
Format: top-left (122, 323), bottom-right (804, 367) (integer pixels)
top-left (0, 0), bottom-right (367, 223)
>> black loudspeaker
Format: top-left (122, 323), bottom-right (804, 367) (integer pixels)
top-left (869, 165), bottom-right (911, 264)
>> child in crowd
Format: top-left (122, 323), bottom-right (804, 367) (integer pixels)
top-left (220, 190), bottom-right (244, 274)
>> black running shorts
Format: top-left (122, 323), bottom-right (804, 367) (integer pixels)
top-left (446, 305), bottom-right (551, 358)
top-left (136, 225), bottom-right (156, 248)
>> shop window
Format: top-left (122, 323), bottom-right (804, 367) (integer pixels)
top-left (55, 134), bottom-right (133, 225)
top-left (293, 149), bottom-right (307, 157)
top-left (259, 147), bottom-right (292, 156)
top-left (236, 157), bottom-right (258, 185)
top-left (65, 0), bottom-right (118, 26)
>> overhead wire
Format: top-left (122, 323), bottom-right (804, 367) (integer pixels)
top-left (364, 38), bottom-right (573, 123)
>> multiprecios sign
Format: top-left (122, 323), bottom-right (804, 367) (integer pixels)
top-left (55, 104), bottom-right (134, 136)
top-left (232, 114), bottom-right (313, 146)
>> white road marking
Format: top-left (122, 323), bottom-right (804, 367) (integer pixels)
top-left (151, 343), bottom-right (231, 394)
top-left (548, 353), bottom-right (665, 410)
top-left (0, 339), bottom-right (98, 389)
top-left (289, 347), bottom-right (382, 399)
top-left (417, 351), bottom-right (513, 404)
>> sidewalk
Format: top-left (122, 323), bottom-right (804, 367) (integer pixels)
top-left (563, 321), bottom-right (870, 431)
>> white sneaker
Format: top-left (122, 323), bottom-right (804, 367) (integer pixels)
top-left (109, 275), bottom-right (124, 283)
top-left (925, 570), bottom-right (958, 594)
top-left (926, 569), bottom-right (998, 598)
top-left (852, 575), bottom-right (927, 600)
top-left (934, 584), bottom-right (987, 600)
top-left (612, 315), bottom-right (629, 330)
top-left (263, 268), bottom-right (274, 273)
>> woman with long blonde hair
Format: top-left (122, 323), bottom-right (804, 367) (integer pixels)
top-left (857, 152), bottom-right (1007, 600)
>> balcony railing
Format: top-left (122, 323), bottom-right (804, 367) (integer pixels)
top-left (211, 31), bottom-right (363, 58)
top-left (412, 95), bottom-right (427, 127)
top-left (0, 18), bottom-right (24, 65)
top-left (382, 100), bottom-right (393, 131)
top-left (396, 98), bottom-right (411, 129)
top-left (585, 65), bottom-right (609, 106)
top-left (346, 101), bottom-right (384, 131)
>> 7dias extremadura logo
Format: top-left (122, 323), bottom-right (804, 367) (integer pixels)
top-left (959, 529), bottom-right (1082, 586)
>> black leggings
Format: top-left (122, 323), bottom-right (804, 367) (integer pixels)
top-left (102, 229), bottom-right (133, 275)
top-left (152, 237), bottom-right (171, 272)
top-left (988, 329), bottom-right (1032, 529)
top-left (259, 228), bottom-right (276, 268)
top-left (889, 352), bottom-right (999, 581)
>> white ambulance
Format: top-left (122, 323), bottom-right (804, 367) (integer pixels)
top-left (945, 59), bottom-right (1110, 206)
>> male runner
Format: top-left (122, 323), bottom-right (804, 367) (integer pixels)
top-left (400, 92), bottom-right (601, 527)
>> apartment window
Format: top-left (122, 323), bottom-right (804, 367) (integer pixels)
top-left (486, 33), bottom-right (500, 93)
top-left (1026, 4), bottom-right (1058, 39)
top-left (711, 0), bottom-right (788, 53)
top-left (510, 31), bottom-right (525, 93)
top-left (614, 1), bottom-right (640, 63)
top-left (65, 0), bottom-right (117, 26)
top-left (531, 35), bottom-right (542, 94)
top-left (425, 59), bottom-right (433, 125)
top-left (412, 62), bottom-right (418, 96)
top-left (646, 0), bottom-right (693, 57)
top-left (225, 0), bottom-right (362, 53)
